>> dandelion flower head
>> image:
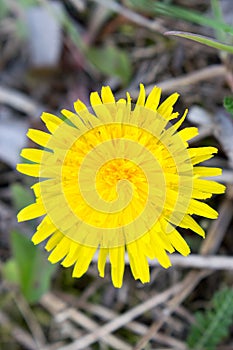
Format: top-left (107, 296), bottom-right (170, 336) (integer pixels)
top-left (17, 84), bottom-right (225, 287)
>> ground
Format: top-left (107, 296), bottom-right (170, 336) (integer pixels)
top-left (0, 1), bottom-right (233, 349)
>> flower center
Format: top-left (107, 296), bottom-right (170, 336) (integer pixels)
top-left (96, 158), bottom-right (145, 202)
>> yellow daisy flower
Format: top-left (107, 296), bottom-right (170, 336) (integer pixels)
top-left (17, 84), bottom-right (225, 288)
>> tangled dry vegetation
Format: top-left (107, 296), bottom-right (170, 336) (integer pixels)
top-left (0, 1), bottom-right (233, 349)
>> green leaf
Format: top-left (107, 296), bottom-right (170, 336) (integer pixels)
top-left (187, 287), bottom-right (233, 350)
top-left (223, 96), bottom-right (233, 115)
top-left (18, 0), bottom-right (38, 7)
top-left (0, 0), bottom-right (8, 19)
top-left (15, 18), bottom-right (28, 40)
top-left (211, 0), bottom-right (226, 42)
top-left (61, 13), bottom-right (86, 52)
top-left (165, 31), bottom-right (233, 54)
top-left (11, 183), bottom-right (34, 212)
top-left (8, 230), bottom-right (55, 303)
top-left (87, 45), bottom-right (132, 86)
top-left (2, 259), bottom-right (20, 284)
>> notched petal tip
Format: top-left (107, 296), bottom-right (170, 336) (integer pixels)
top-left (136, 83), bottom-right (146, 107)
top-left (90, 91), bottom-right (102, 107)
top-left (101, 86), bottom-right (115, 104)
top-left (74, 99), bottom-right (87, 113)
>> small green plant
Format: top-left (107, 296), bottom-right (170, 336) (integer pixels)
top-left (187, 287), bottom-right (233, 350)
top-left (223, 96), bottom-right (233, 116)
top-left (2, 184), bottom-right (55, 303)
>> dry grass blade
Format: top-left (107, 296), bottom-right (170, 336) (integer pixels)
top-left (0, 311), bottom-right (38, 350)
top-left (78, 301), bottom-right (188, 349)
top-left (0, 85), bottom-right (41, 116)
top-left (55, 308), bottom-right (132, 350)
top-left (91, 253), bottom-right (233, 270)
top-left (121, 65), bottom-right (226, 99)
top-left (12, 292), bottom-right (46, 348)
top-left (56, 282), bottom-right (192, 350)
top-left (90, 0), bottom-right (165, 32)
top-left (200, 186), bottom-right (233, 255)
top-left (213, 112), bottom-right (233, 169)
top-left (41, 293), bottom-right (132, 350)
top-left (133, 270), bottom-right (210, 350)
top-left (133, 321), bottom-right (175, 350)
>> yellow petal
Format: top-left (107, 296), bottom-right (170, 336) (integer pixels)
top-left (109, 246), bottom-right (125, 288)
top-left (188, 199), bottom-right (218, 219)
top-left (27, 128), bottom-right (51, 148)
top-left (150, 227), bottom-right (175, 254)
top-left (157, 92), bottom-right (179, 120)
top-left (62, 243), bottom-right (81, 267)
top-left (90, 92), bottom-right (113, 122)
top-left (169, 230), bottom-right (190, 256)
top-left (20, 148), bottom-right (45, 163)
top-left (172, 109), bottom-right (188, 131)
top-left (32, 216), bottom-right (56, 244)
top-left (169, 111), bottom-right (179, 120)
top-left (126, 92), bottom-right (131, 108)
top-left (45, 231), bottom-right (64, 252)
top-left (90, 91), bottom-right (102, 107)
top-left (101, 86), bottom-right (115, 103)
top-left (31, 182), bottom-right (41, 198)
top-left (191, 188), bottom-right (213, 200)
top-left (98, 248), bottom-right (109, 277)
top-left (136, 83), bottom-right (146, 106)
top-left (193, 179), bottom-right (225, 194)
top-left (72, 246), bottom-right (96, 278)
top-left (193, 166), bottom-right (222, 177)
top-left (73, 100), bottom-right (100, 126)
top-left (145, 85), bottom-right (161, 110)
top-left (117, 98), bottom-right (126, 105)
top-left (127, 240), bottom-right (150, 283)
top-left (17, 164), bottom-right (40, 177)
top-left (48, 236), bottom-right (71, 263)
top-left (74, 99), bottom-right (88, 113)
top-left (41, 112), bottom-right (63, 133)
top-left (154, 248), bottom-right (172, 268)
top-left (189, 147), bottom-right (218, 165)
top-left (17, 202), bottom-right (46, 222)
top-left (61, 109), bottom-right (87, 129)
top-left (179, 215), bottom-right (205, 237)
top-left (178, 126), bottom-right (198, 142)
top-left (17, 201), bottom-right (45, 222)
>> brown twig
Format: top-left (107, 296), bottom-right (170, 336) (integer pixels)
top-left (0, 311), bottom-right (38, 350)
top-left (90, 0), bottom-right (165, 33)
top-left (0, 85), bottom-right (42, 116)
top-left (40, 293), bottom-right (132, 350)
top-left (133, 270), bottom-right (210, 350)
top-left (200, 186), bottom-right (233, 255)
top-left (119, 65), bottom-right (226, 99)
top-left (55, 308), bottom-right (132, 350)
top-left (12, 292), bottom-right (46, 348)
top-left (56, 282), bottom-right (193, 350)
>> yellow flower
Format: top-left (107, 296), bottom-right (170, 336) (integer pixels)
top-left (17, 84), bottom-right (225, 288)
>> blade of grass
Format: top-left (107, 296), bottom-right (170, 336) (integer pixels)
top-left (128, 0), bottom-right (233, 36)
top-left (165, 31), bottom-right (233, 54)
top-left (211, 0), bottom-right (226, 42)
